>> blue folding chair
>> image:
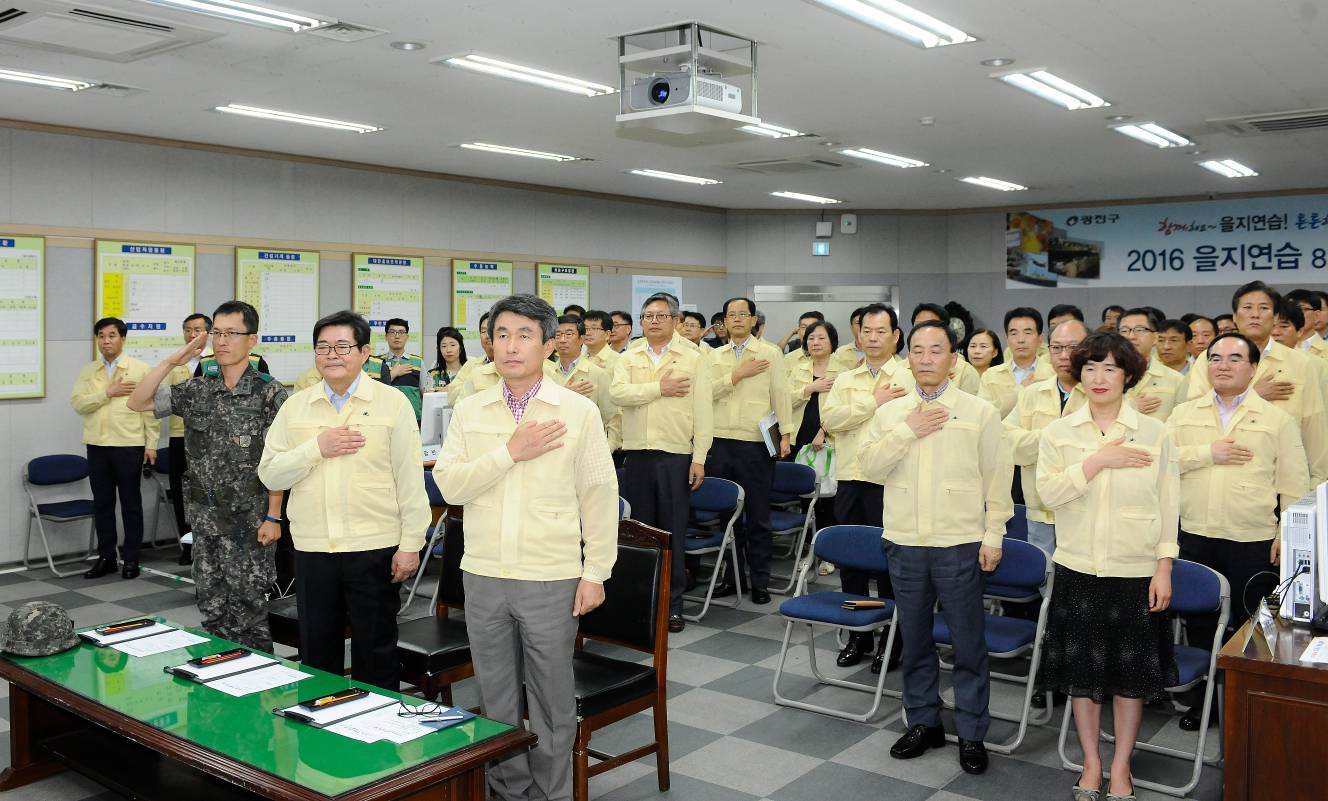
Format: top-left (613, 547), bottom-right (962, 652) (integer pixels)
top-left (1006, 504), bottom-right (1029, 542)
top-left (681, 477), bottom-right (744, 622)
top-left (1058, 559), bottom-right (1229, 797)
top-left (773, 525), bottom-right (900, 722)
top-left (922, 537), bottom-right (1054, 753)
top-left (768, 462), bottom-right (819, 595)
top-left (22, 455), bottom-right (97, 577)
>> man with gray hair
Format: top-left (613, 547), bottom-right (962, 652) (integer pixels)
top-left (612, 292), bottom-right (713, 631)
top-left (436, 294), bottom-right (618, 801)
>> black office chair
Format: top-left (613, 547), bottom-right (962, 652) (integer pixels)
top-left (396, 507), bottom-right (473, 705)
top-left (570, 519), bottom-right (672, 801)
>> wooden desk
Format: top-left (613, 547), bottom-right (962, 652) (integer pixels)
top-left (1218, 617), bottom-right (1328, 801)
top-left (0, 622), bottom-right (533, 801)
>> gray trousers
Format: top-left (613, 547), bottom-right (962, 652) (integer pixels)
top-left (463, 572), bottom-right (580, 801)
top-left (1025, 520), bottom-right (1056, 556)
top-left (885, 541), bottom-right (991, 741)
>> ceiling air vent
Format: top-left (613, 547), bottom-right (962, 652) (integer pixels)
top-left (1209, 108), bottom-right (1328, 136)
top-left (0, 1), bottom-right (220, 62)
top-left (69, 7), bottom-right (172, 32)
top-left (307, 20), bottom-right (386, 43)
top-left (732, 156), bottom-right (853, 175)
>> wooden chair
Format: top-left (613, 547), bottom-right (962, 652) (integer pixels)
top-left (570, 519), bottom-right (672, 801)
top-left (396, 507), bottom-right (473, 705)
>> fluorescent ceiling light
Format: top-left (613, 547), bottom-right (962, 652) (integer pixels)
top-left (460, 142), bottom-right (582, 162)
top-left (133, 0), bottom-right (329, 32)
top-left (0, 67), bottom-right (92, 91)
top-left (1112, 122), bottom-right (1192, 148)
top-left (996, 69), bottom-right (1109, 110)
top-left (215, 104), bottom-right (381, 133)
top-left (838, 147), bottom-right (928, 168)
top-left (739, 122), bottom-right (805, 139)
top-left (1198, 159), bottom-right (1258, 178)
top-left (958, 176), bottom-right (1027, 191)
top-left (442, 54), bottom-right (614, 97)
top-left (806, 0), bottom-right (975, 48)
top-left (771, 190), bottom-right (843, 204)
top-left (629, 169), bottom-right (721, 185)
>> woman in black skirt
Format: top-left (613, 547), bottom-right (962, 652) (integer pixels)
top-left (1035, 332), bottom-right (1179, 801)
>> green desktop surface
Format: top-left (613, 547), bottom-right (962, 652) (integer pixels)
top-left (1, 619), bottom-right (514, 798)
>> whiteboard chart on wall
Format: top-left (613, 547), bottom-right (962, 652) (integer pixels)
top-left (452, 260), bottom-right (513, 356)
top-left (0, 236), bottom-right (45, 399)
top-left (537, 264), bottom-right (589, 313)
top-left (236, 248), bottom-right (319, 383)
top-left (353, 254), bottom-right (424, 357)
top-left (95, 240), bottom-right (196, 366)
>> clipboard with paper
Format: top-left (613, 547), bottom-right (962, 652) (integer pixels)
top-left (759, 412), bottom-right (781, 458)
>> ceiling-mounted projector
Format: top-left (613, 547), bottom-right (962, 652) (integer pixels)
top-left (628, 72), bottom-right (742, 114)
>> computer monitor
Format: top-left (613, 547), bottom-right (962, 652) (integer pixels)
top-left (1279, 483), bottom-right (1328, 623)
top-left (420, 391), bottom-right (451, 446)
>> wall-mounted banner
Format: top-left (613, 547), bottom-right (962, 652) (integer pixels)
top-left (630, 275), bottom-right (683, 335)
top-left (236, 248), bottom-right (319, 383)
top-left (353, 254), bottom-right (424, 357)
top-left (0, 236), bottom-right (44, 399)
top-left (452, 260), bottom-right (513, 355)
top-left (536, 264), bottom-right (589, 313)
top-left (1006, 194), bottom-right (1328, 289)
top-left (95, 240), bottom-right (195, 365)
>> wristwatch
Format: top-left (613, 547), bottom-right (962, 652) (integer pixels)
top-left (263, 515), bottom-right (282, 524)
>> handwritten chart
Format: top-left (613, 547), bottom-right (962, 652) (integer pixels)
top-left (536, 264), bottom-right (589, 313)
top-left (352, 254), bottom-right (424, 356)
top-left (451, 260), bottom-right (512, 355)
top-left (95, 240), bottom-right (195, 365)
top-left (236, 248), bottom-right (319, 382)
top-left (0, 236), bottom-right (44, 399)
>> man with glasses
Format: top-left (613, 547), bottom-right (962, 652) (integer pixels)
top-left (1165, 331), bottom-right (1309, 730)
top-left (127, 301), bottom-right (287, 648)
top-left (582, 310), bottom-right (621, 373)
top-left (705, 312), bottom-right (729, 349)
top-left (680, 310), bottom-right (711, 350)
top-left (609, 310), bottom-right (634, 353)
top-left (72, 317), bottom-right (160, 580)
top-left (1285, 289), bottom-right (1328, 360)
top-left (553, 314), bottom-right (619, 451)
top-left (377, 318), bottom-right (423, 420)
top-left (1185, 280), bottom-right (1328, 485)
top-left (259, 310), bottom-right (429, 689)
top-left (706, 297), bottom-right (793, 605)
top-left (1117, 307), bottom-right (1185, 420)
top-left (612, 293), bottom-right (712, 632)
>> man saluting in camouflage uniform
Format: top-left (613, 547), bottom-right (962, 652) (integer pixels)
top-left (128, 300), bottom-right (288, 651)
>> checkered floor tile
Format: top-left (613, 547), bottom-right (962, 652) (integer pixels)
top-left (0, 547), bottom-right (1222, 800)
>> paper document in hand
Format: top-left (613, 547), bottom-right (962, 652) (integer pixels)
top-left (209, 664), bottom-right (311, 697)
top-left (112, 629), bottom-right (208, 657)
top-left (759, 412), bottom-right (781, 457)
top-left (79, 622), bottom-right (174, 646)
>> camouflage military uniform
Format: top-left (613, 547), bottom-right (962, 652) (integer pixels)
top-left (156, 363), bottom-right (288, 651)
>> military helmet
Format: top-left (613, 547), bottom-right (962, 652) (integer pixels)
top-left (0, 601), bottom-right (80, 656)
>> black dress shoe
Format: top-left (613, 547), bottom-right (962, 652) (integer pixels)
top-left (1031, 691), bottom-right (1046, 709)
top-left (837, 632), bottom-right (873, 668)
top-left (1178, 706), bottom-right (1215, 731)
top-left (871, 635), bottom-right (903, 674)
top-left (83, 558), bottom-right (117, 579)
top-left (177, 544), bottom-right (193, 566)
top-left (121, 563), bottom-right (141, 579)
top-left (751, 588), bottom-right (771, 605)
top-left (958, 738), bottom-right (988, 774)
top-left (890, 724), bottom-right (946, 759)
top-left (709, 580), bottom-right (738, 598)
top-left (668, 615), bottom-right (685, 633)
